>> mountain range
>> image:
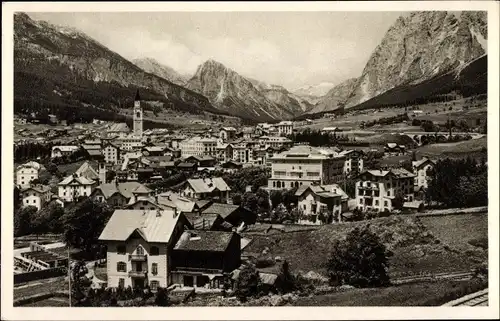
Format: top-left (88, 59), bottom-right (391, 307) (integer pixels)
top-left (313, 11), bottom-right (487, 113)
top-left (13, 11), bottom-right (488, 123)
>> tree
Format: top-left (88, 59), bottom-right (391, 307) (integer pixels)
top-left (327, 226), bottom-right (390, 288)
top-left (106, 170), bottom-right (116, 182)
top-left (276, 260), bottom-right (297, 294)
top-left (14, 206), bottom-right (37, 237)
top-left (234, 264), bottom-right (261, 302)
top-left (31, 202), bottom-right (65, 234)
top-left (392, 195), bottom-right (404, 211)
top-left (62, 198), bottom-right (113, 257)
top-left (270, 203), bottom-right (289, 223)
top-left (232, 192), bottom-right (242, 205)
top-left (269, 190), bottom-right (283, 209)
top-left (154, 287), bottom-right (169, 306)
top-left (241, 192), bottom-right (258, 213)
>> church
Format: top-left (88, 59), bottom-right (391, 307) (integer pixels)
top-left (133, 90), bottom-right (143, 138)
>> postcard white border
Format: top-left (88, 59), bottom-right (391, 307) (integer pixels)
top-left (2, 1), bottom-right (499, 320)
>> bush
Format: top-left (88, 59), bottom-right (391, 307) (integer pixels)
top-left (326, 226), bottom-right (390, 288)
top-left (234, 264), bottom-right (261, 302)
top-left (154, 287), bottom-right (169, 306)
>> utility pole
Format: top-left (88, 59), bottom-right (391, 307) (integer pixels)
top-left (68, 245), bottom-right (71, 307)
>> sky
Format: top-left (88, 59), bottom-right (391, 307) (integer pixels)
top-left (28, 12), bottom-right (404, 90)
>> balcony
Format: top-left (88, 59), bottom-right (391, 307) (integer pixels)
top-left (173, 266), bottom-right (223, 274)
top-left (128, 254), bottom-right (147, 262)
top-left (128, 270), bottom-right (148, 278)
top-left (358, 185), bottom-right (379, 190)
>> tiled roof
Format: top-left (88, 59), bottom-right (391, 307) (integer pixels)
top-left (17, 161), bottom-right (41, 171)
top-left (107, 123), bottom-right (130, 133)
top-left (186, 177), bottom-right (230, 193)
top-left (132, 185), bottom-right (152, 194)
top-left (58, 174), bottom-right (95, 186)
top-left (52, 145), bottom-right (78, 152)
top-left (95, 182), bottom-right (144, 199)
top-left (174, 230), bottom-right (234, 252)
top-left (75, 161), bottom-right (99, 181)
top-left (202, 202), bottom-right (240, 219)
top-left (412, 157), bottom-right (435, 168)
top-left (98, 209), bottom-right (181, 243)
top-left (22, 184), bottom-right (51, 194)
top-left (158, 192), bottom-right (196, 213)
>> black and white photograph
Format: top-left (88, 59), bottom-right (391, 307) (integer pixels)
top-left (1, 1), bottom-right (499, 319)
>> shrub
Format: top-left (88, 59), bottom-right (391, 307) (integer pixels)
top-left (326, 226), bottom-right (390, 288)
top-left (154, 287), bottom-right (169, 306)
top-left (234, 264), bottom-right (261, 302)
top-left (468, 237), bottom-right (488, 250)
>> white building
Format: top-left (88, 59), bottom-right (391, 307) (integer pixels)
top-left (180, 177), bottom-right (231, 203)
top-left (16, 161), bottom-right (41, 188)
top-left (98, 209), bottom-right (191, 289)
top-left (268, 145), bottom-right (346, 190)
top-left (219, 127), bottom-right (237, 142)
top-left (179, 136), bottom-right (218, 158)
top-left (20, 185), bottom-right (52, 211)
top-left (412, 157), bottom-right (435, 189)
top-left (295, 184), bottom-right (349, 223)
top-left (275, 121), bottom-right (293, 136)
top-left (51, 145), bottom-right (79, 158)
top-left (355, 168), bottom-right (415, 212)
top-left (258, 136), bottom-right (293, 150)
top-left (336, 150), bottom-right (364, 176)
top-left (58, 174), bottom-right (97, 202)
top-left (103, 143), bottom-right (121, 165)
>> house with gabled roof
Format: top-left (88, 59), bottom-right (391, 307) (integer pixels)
top-left (180, 177), bottom-right (231, 203)
top-left (355, 168), bottom-right (415, 212)
top-left (20, 184), bottom-right (52, 211)
top-left (58, 173), bottom-right (97, 202)
top-left (171, 230), bottom-right (241, 289)
top-left (98, 209), bottom-right (192, 289)
top-left (295, 184), bottom-right (348, 223)
top-left (201, 202), bottom-right (255, 226)
top-left (91, 181), bottom-right (145, 207)
top-left (412, 157), bottom-right (435, 189)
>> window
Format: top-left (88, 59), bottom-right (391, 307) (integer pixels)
top-left (150, 280), bottom-right (159, 292)
top-left (118, 278), bottom-right (125, 288)
top-left (117, 245), bottom-right (126, 254)
top-left (117, 261), bottom-right (127, 272)
top-left (25, 200), bottom-right (29, 204)
top-left (375, 200), bottom-right (379, 206)
top-left (151, 263), bottom-right (158, 275)
top-left (136, 246), bottom-right (144, 255)
top-left (384, 201), bottom-right (388, 207)
top-left (150, 246), bottom-right (159, 256)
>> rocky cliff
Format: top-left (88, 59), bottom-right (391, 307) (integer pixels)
top-left (344, 11), bottom-right (487, 108)
top-left (132, 57), bottom-right (189, 86)
top-left (186, 59), bottom-right (296, 122)
top-left (307, 78), bottom-right (358, 114)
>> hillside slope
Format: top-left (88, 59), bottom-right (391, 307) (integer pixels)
top-left (14, 12), bottom-right (225, 122)
top-left (186, 60), bottom-right (296, 122)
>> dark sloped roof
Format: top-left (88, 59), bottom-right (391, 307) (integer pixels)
top-left (135, 89), bottom-right (141, 101)
top-left (174, 230), bottom-right (234, 252)
top-left (202, 202), bottom-right (240, 219)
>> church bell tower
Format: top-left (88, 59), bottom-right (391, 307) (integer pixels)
top-left (133, 90), bottom-right (143, 137)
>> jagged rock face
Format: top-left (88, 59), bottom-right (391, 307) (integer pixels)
top-left (14, 12), bottom-right (212, 110)
top-left (309, 78), bottom-right (358, 114)
top-left (132, 57), bottom-right (189, 86)
top-left (186, 60), bottom-right (295, 121)
top-left (248, 78), bottom-right (313, 114)
top-left (292, 83), bottom-right (335, 104)
top-left (345, 11), bottom-right (487, 108)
